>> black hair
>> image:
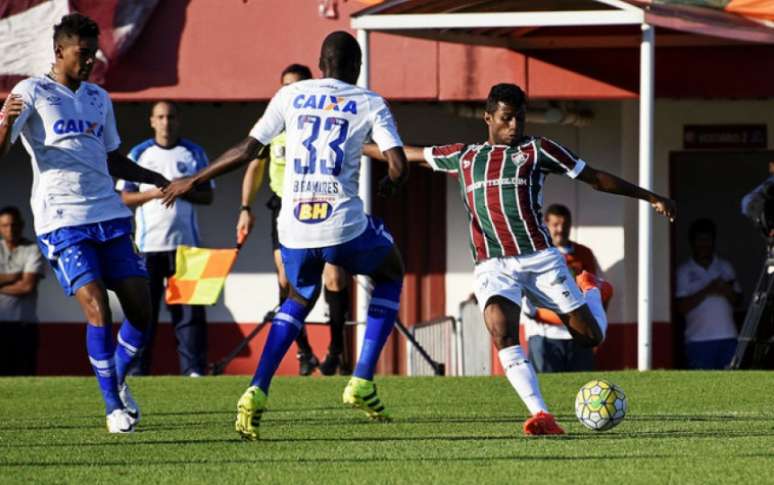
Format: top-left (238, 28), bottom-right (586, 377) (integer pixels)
top-left (544, 204), bottom-right (572, 222)
top-left (53, 13), bottom-right (100, 44)
top-left (689, 218), bottom-right (716, 242)
top-left (0, 206), bottom-right (22, 221)
top-left (320, 31), bottom-right (361, 72)
top-left (485, 83), bottom-right (526, 114)
top-left (150, 100), bottom-right (179, 116)
top-left (281, 64), bottom-right (312, 81)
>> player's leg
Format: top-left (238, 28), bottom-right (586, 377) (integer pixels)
top-left (235, 248), bottom-right (322, 440)
top-left (329, 218), bottom-right (402, 421)
top-left (320, 263), bottom-right (349, 375)
top-left (124, 252), bottom-right (164, 376)
top-left (474, 258), bottom-right (564, 435)
top-left (276, 244), bottom-right (317, 375)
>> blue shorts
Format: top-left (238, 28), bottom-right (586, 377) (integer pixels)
top-left (37, 218), bottom-right (148, 296)
top-left (281, 216), bottom-right (394, 301)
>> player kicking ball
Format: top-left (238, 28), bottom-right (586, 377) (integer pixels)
top-left (0, 14), bottom-right (169, 433)
top-left (365, 83), bottom-right (675, 435)
top-left (161, 31), bottom-right (409, 440)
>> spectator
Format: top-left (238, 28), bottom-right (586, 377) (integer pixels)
top-left (0, 206), bottom-right (44, 375)
top-left (676, 218), bottom-right (742, 369)
top-left (522, 204), bottom-right (610, 372)
top-left (116, 101), bottom-right (214, 376)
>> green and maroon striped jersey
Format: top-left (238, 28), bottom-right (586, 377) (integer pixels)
top-left (423, 137), bottom-right (586, 262)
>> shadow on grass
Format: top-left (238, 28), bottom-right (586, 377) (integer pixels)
top-left (5, 428), bottom-right (774, 450)
top-left (0, 453), bottom-right (674, 468)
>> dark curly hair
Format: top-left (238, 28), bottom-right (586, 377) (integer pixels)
top-left (485, 83), bottom-right (526, 114)
top-left (53, 13), bottom-right (100, 44)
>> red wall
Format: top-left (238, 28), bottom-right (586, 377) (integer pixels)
top-left (45, 0), bottom-right (772, 101)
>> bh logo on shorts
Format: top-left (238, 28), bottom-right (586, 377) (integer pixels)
top-left (294, 200), bottom-right (332, 224)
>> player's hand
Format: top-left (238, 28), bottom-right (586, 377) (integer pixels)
top-left (377, 175), bottom-right (401, 198)
top-left (651, 196), bottom-right (676, 222)
top-left (161, 176), bottom-right (195, 207)
top-left (236, 209), bottom-right (255, 239)
top-left (0, 94), bottom-right (23, 126)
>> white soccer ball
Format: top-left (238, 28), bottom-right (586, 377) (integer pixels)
top-left (574, 379), bottom-right (627, 431)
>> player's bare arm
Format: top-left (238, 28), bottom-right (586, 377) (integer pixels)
top-left (0, 94), bottom-right (24, 157)
top-left (363, 142), bottom-right (428, 167)
top-left (162, 136), bottom-right (265, 207)
top-left (0, 271), bottom-right (22, 286)
top-left (180, 183), bottom-right (214, 205)
top-left (107, 151), bottom-right (169, 188)
top-left (577, 165), bottom-right (676, 221)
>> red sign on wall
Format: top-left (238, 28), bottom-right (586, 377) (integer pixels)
top-left (684, 125), bottom-right (767, 149)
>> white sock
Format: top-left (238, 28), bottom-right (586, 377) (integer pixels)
top-left (498, 345), bottom-right (548, 416)
top-left (584, 287), bottom-right (608, 340)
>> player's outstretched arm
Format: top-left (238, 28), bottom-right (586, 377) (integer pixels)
top-left (162, 137), bottom-right (265, 207)
top-left (364, 143), bottom-right (429, 167)
top-left (577, 165), bottom-right (676, 221)
top-left (107, 151), bottom-right (169, 188)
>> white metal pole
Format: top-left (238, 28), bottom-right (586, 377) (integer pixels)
top-left (356, 29), bottom-right (371, 360)
top-left (638, 24), bottom-right (654, 371)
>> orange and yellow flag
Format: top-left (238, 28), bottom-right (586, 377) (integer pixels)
top-left (165, 245), bottom-right (239, 305)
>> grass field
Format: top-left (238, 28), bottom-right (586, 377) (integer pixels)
top-left (1, 371), bottom-right (773, 484)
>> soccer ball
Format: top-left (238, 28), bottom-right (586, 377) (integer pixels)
top-left (574, 379), bottom-right (627, 431)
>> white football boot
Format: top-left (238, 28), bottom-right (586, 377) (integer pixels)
top-left (119, 383), bottom-right (141, 426)
top-left (106, 408), bottom-right (136, 434)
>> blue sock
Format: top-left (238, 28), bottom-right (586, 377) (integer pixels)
top-left (114, 319), bottom-right (144, 385)
top-left (354, 280), bottom-right (402, 381)
top-left (250, 299), bottom-right (309, 394)
top-left (86, 323), bottom-right (122, 414)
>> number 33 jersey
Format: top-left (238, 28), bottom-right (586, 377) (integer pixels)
top-left (249, 78), bottom-right (403, 249)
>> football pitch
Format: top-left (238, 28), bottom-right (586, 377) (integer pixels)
top-left (1, 371), bottom-right (772, 484)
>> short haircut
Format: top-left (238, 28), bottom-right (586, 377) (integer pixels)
top-left (281, 64), bottom-right (312, 81)
top-left (485, 83), bottom-right (526, 114)
top-left (150, 100), bottom-right (179, 116)
top-left (320, 31), bottom-right (361, 70)
top-left (53, 13), bottom-right (100, 44)
top-left (545, 203), bottom-right (572, 222)
top-left (689, 218), bottom-right (716, 242)
top-left (0, 206), bottom-right (22, 221)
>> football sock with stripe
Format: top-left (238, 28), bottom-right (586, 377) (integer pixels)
top-left (86, 323), bottom-right (122, 414)
top-left (353, 280), bottom-right (402, 381)
top-left (584, 287), bottom-right (608, 341)
top-left (114, 319), bottom-right (144, 385)
top-left (251, 298), bottom-right (309, 394)
top-left (498, 345), bottom-right (548, 416)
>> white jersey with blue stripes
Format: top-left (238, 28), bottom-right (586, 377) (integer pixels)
top-left (249, 78), bottom-right (403, 249)
top-left (116, 139), bottom-right (211, 252)
top-left (9, 76), bottom-right (130, 235)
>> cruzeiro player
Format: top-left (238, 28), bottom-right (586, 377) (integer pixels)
top-left (365, 83), bottom-right (675, 435)
top-left (162, 31), bottom-right (409, 440)
top-left (0, 14), bottom-right (169, 433)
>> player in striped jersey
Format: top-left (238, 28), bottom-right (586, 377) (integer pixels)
top-left (365, 83), bottom-right (675, 435)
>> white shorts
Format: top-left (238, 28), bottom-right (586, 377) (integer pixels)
top-left (473, 248), bottom-right (585, 315)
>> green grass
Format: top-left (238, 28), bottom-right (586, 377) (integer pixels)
top-left (1, 372), bottom-right (773, 484)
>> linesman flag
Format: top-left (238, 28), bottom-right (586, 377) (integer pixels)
top-left (165, 232), bottom-right (246, 305)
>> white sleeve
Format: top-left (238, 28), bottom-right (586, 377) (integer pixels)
top-left (102, 95), bottom-right (121, 152)
top-left (8, 81), bottom-right (35, 144)
top-left (368, 95), bottom-right (403, 153)
top-left (675, 265), bottom-right (694, 298)
top-left (249, 89), bottom-right (287, 145)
